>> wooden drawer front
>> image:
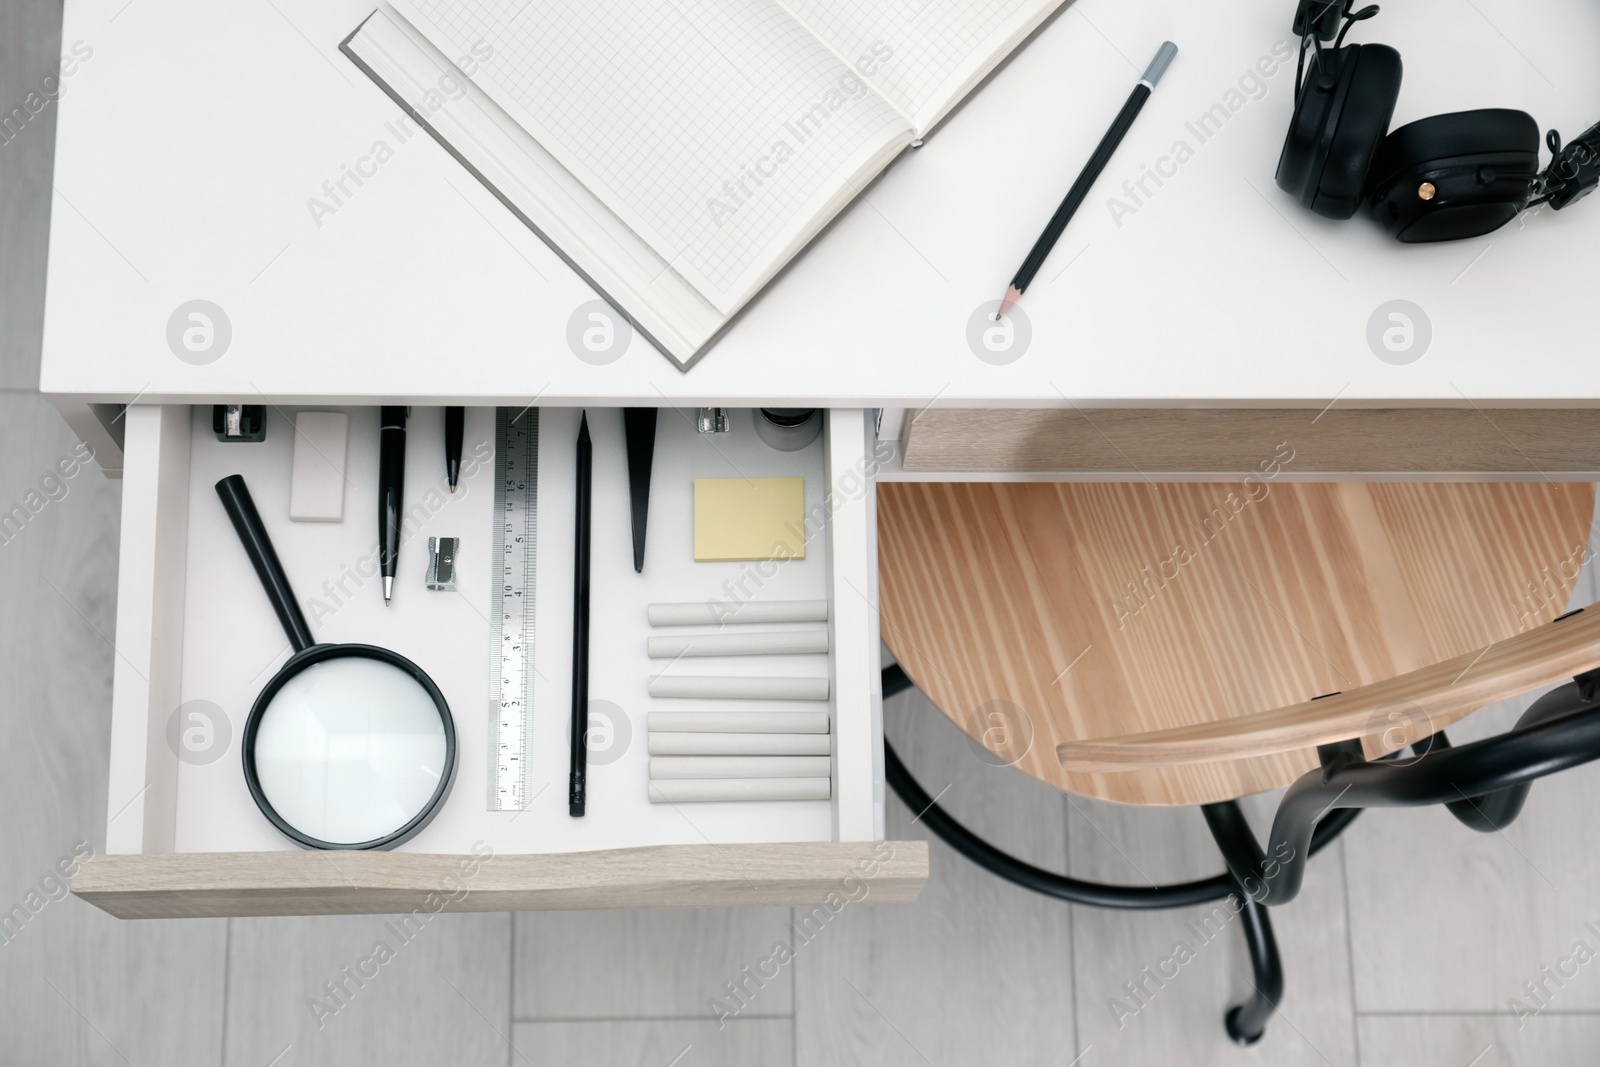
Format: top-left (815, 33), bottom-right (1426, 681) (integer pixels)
top-left (901, 407), bottom-right (1600, 475)
top-left (74, 842), bottom-right (929, 919)
top-left (77, 405), bottom-right (919, 917)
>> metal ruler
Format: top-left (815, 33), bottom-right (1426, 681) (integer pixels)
top-left (488, 408), bottom-right (539, 810)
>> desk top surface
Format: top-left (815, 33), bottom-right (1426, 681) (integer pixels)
top-left (38, 0), bottom-right (1600, 408)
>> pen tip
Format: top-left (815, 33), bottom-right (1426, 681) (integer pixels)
top-left (449, 483), bottom-right (457, 493)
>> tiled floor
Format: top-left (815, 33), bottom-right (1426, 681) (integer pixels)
top-left (8, 2), bottom-right (1600, 1064)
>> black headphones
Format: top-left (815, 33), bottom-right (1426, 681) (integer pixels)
top-left (1277, 0), bottom-right (1600, 241)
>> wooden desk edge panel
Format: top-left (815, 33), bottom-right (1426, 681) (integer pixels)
top-left (71, 841), bottom-right (930, 919)
top-left (902, 408), bottom-right (1600, 474)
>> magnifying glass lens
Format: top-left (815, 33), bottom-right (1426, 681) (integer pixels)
top-left (253, 656), bottom-right (449, 846)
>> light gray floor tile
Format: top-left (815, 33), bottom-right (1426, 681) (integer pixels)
top-left (1346, 513), bottom-right (1600, 1014)
top-left (0, 391), bottom-right (228, 1066)
top-left (512, 1018), bottom-right (793, 1067)
top-left (1068, 793), bottom-right (1358, 1066)
top-left (793, 686), bottom-right (1077, 1067)
top-left (7, 908), bottom-right (228, 1067)
top-left (1345, 718), bottom-right (1600, 1014)
top-left (0, 0), bottom-right (61, 389)
top-left (514, 905), bottom-right (796, 1021)
top-left (223, 912), bottom-right (513, 1067)
top-left (1358, 1012), bottom-right (1600, 1067)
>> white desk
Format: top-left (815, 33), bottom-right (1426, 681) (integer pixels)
top-left (40, 0), bottom-right (1600, 470)
top-left (48, 0), bottom-right (1600, 919)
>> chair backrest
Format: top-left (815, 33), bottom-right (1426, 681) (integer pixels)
top-left (1057, 605), bottom-right (1600, 773)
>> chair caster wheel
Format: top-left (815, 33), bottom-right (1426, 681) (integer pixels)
top-left (1225, 1006), bottom-right (1265, 1046)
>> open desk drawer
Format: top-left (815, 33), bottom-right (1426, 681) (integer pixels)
top-left (74, 405), bottom-right (926, 918)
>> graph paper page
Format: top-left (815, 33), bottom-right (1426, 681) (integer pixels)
top-left (390, 0), bottom-right (913, 312)
top-left (780, 0), bottom-right (1064, 132)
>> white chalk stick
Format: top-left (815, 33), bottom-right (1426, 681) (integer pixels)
top-left (648, 600), bottom-right (829, 627)
top-left (647, 733), bottom-right (831, 756)
top-left (649, 756), bottom-right (831, 779)
top-left (648, 630), bottom-right (828, 658)
top-left (648, 711), bottom-right (831, 734)
top-left (648, 675), bottom-right (830, 701)
top-left (648, 778), bottom-right (831, 803)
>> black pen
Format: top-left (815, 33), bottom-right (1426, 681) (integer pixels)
top-left (568, 412), bottom-right (592, 817)
top-left (378, 405), bottom-right (408, 606)
top-left (998, 41), bottom-right (1177, 318)
top-left (445, 406), bottom-right (464, 493)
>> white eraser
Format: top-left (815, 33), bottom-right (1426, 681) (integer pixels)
top-left (288, 411), bottom-right (349, 522)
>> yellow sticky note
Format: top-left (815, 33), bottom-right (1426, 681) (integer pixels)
top-left (694, 477), bottom-right (806, 562)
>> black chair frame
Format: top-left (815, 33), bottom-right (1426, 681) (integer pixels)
top-left (882, 664), bottom-right (1600, 1045)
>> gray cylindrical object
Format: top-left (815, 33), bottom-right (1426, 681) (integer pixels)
top-left (647, 629), bottom-right (828, 658)
top-left (647, 600), bottom-right (829, 626)
top-left (754, 408), bottom-right (823, 452)
top-left (648, 675), bottom-right (830, 701)
top-left (648, 777), bottom-right (831, 803)
top-left (647, 732), bottom-right (831, 756)
top-left (648, 711), bottom-right (831, 733)
top-left (1141, 41), bottom-right (1179, 88)
top-left (649, 756), bottom-right (831, 779)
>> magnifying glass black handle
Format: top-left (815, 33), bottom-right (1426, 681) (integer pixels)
top-left (216, 474), bottom-right (316, 654)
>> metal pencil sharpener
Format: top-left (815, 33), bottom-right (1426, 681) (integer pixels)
top-left (426, 537), bottom-right (459, 591)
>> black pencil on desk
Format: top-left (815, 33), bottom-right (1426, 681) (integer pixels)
top-left (998, 41), bottom-right (1178, 318)
top-left (569, 412), bottom-right (592, 817)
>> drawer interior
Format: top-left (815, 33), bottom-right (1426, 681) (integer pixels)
top-left (103, 405), bottom-right (883, 861)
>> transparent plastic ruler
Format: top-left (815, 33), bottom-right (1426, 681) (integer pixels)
top-left (488, 407), bottom-right (538, 810)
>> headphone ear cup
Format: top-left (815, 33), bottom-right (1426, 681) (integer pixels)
top-left (1366, 109), bottom-right (1541, 241)
top-left (1276, 43), bottom-right (1402, 219)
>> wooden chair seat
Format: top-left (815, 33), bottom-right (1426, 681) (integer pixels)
top-left (877, 480), bottom-right (1596, 805)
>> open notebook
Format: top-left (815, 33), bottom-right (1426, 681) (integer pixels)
top-left (344, 0), bottom-right (1070, 369)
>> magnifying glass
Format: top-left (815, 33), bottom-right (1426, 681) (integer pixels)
top-left (216, 474), bottom-right (456, 850)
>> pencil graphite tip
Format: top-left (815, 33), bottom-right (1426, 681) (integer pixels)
top-left (997, 286), bottom-right (1022, 320)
